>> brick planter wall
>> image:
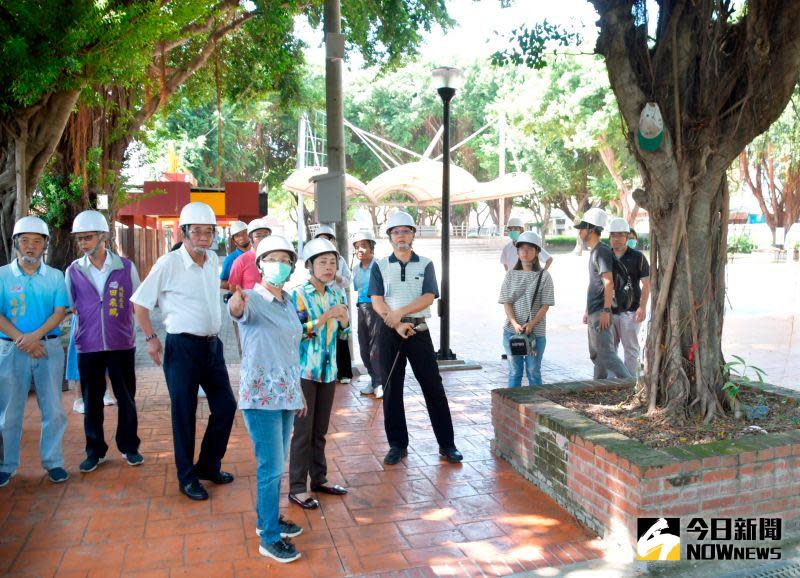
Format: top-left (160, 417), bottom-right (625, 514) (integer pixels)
top-left (492, 379), bottom-right (800, 552)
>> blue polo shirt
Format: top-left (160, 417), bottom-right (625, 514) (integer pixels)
top-left (220, 247), bottom-right (244, 281)
top-left (353, 259), bottom-right (375, 304)
top-left (0, 260), bottom-right (70, 338)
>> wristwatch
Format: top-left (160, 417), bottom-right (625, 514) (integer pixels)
top-left (144, 333), bottom-right (158, 342)
top-left (602, 307), bottom-right (612, 313)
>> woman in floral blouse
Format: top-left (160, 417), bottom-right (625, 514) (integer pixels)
top-left (288, 237), bottom-right (350, 510)
top-left (228, 236), bottom-right (306, 564)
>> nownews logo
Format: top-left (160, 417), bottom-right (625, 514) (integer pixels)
top-left (636, 517), bottom-right (782, 562)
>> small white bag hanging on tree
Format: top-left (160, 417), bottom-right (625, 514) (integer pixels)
top-left (637, 102), bottom-right (664, 152)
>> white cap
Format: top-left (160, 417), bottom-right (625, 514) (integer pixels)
top-left (247, 218), bottom-right (272, 236)
top-left (516, 231), bottom-right (542, 248)
top-left (352, 230), bottom-right (376, 246)
top-left (385, 211), bottom-right (416, 233)
top-left (229, 221), bottom-right (248, 236)
top-left (301, 237), bottom-right (338, 264)
top-left (608, 217), bottom-right (630, 234)
top-left (576, 207), bottom-right (608, 230)
top-left (179, 202), bottom-right (216, 226)
top-left (255, 235), bottom-right (296, 262)
top-left (314, 224), bottom-right (336, 239)
top-left (13, 216), bottom-right (50, 238)
top-left (72, 210), bottom-right (109, 233)
top-left (506, 217), bottom-right (524, 229)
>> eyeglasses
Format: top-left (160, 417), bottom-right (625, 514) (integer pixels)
top-left (188, 227), bottom-right (215, 239)
top-left (75, 234), bottom-right (98, 243)
top-left (390, 228), bottom-right (413, 237)
top-left (319, 234), bottom-right (335, 242)
top-left (263, 257), bottom-right (293, 265)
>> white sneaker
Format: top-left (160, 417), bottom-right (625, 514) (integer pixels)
top-left (359, 383), bottom-right (374, 395)
top-left (339, 377), bottom-right (351, 384)
top-left (103, 391), bottom-right (116, 406)
top-left (72, 398), bottom-right (85, 414)
top-left (374, 385), bottom-right (384, 399)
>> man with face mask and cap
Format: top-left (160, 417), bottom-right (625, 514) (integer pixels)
top-left (228, 236), bottom-right (307, 564)
top-left (132, 202), bottom-right (237, 501)
top-left (65, 210), bottom-right (143, 473)
top-left (608, 218), bottom-right (650, 376)
top-left (369, 211), bottom-right (462, 466)
top-left (0, 216), bottom-right (70, 487)
top-left (500, 217), bottom-right (553, 272)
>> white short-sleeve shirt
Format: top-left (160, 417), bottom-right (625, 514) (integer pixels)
top-left (500, 239), bottom-right (551, 270)
top-left (131, 245), bottom-right (222, 336)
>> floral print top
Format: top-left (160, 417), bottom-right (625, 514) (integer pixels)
top-left (230, 283), bottom-right (304, 411)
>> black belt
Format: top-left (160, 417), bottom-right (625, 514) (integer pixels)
top-left (400, 317), bottom-right (425, 324)
top-left (356, 303), bottom-right (373, 309)
top-left (0, 334), bottom-right (59, 342)
top-left (175, 333), bottom-right (218, 342)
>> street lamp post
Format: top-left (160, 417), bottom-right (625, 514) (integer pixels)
top-left (432, 66), bottom-right (463, 361)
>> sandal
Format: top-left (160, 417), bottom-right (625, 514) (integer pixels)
top-left (311, 483), bottom-right (348, 496)
top-left (288, 493), bottom-right (320, 509)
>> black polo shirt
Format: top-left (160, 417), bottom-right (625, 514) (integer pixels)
top-left (618, 248), bottom-right (650, 311)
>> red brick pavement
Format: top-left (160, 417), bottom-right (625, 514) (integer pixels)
top-left (0, 363), bottom-right (602, 577)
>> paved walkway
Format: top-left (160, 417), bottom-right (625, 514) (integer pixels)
top-left (0, 301), bottom-right (601, 577)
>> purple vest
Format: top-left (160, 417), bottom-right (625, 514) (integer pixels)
top-left (67, 255), bottom-right (136, 353)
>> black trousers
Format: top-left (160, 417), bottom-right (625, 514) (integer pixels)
top-left (356, 304), bottom-right (382, 384)
top-left (377, 324), bottom-right (455, 451)
top-left (336, 336), bottom-right (353, 380)
top-left (79, 348), bottom-right (140, 459)
top-left (289, 379), bottom-right (335, 494)
top-left (163, 333), bottom-right (237, 486)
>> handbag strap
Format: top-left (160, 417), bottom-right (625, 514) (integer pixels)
top-left (525, 271), bottom-right (544, 324)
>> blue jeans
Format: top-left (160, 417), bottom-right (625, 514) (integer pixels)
top-left (0, 338), bottom-right (66, 473)
top-left (502, 329), bottom-right (546, 387)
top-left (242, 408), bottom-right (294, 545)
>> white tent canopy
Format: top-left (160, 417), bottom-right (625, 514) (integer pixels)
top-left (283, 162), bottom-right (534, 207)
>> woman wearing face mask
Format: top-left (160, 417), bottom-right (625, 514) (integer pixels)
top-left (500, 217), bottom-right (553, 272)
top-left (498, 231), bottom-right (555, 387)
top-left (288, 238), bottom-right (350, 510)
top-left (228, 236), bottom-right (307, 564)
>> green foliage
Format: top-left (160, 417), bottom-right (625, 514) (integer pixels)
top-left (722, 355), bottom-right (766, 402)
top-left (543, 235), bottom-right (578, 247)
top-left (491, 21), bottom-right (582, 69)
top-left (727, 234), bottom-right (756, 254)
top-left (32, 164), bottom-right (84, 228)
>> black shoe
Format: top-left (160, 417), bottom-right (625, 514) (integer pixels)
top-left (196, 470), bottom-right (234, 484)
top-left (180, 480), bottom-right (209, 501)
top-left (439, 447), bottom-right (463, 463)
top-left (79, 456), bottom-right (107, 473)
top-left (383, 447), bottom-right (407, 465)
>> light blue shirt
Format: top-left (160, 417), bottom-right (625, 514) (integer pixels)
top-left (232, 283), bottom-right (304, 410)
top-left (0, 260), bottom-right (69, 338)
top-left (220, 247), bottom-right (244, 281)
top-left (353, 259), bottom-right (374, 304)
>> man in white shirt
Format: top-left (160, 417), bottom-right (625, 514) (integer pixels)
top-left (131, 202), bottom-right (237, 501)
top-left (500, 217), bottom-right (553, 271)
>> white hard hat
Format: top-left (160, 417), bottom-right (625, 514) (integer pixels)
top-left (576, 207), bottom-right (608, 230)
top-left (385, 211), bottom-right (416, 233)
top-left (247, 218), bottom-right (271, 236)
top-left (314, 224), bottom-right (336, 239)
top-left (179, 202), bottom-right (216, 226)
top-left (255, 235), bottom-right (296, 263)
top-left (229, 221), bottom-right (248, 236)
top-left (13, 216), bottom-right (50, 238)
top-left (352, 230), bottom-right (376, 246)
top-left (506, 217), bottom-right (525, 229)
top-left (301, 237), bottom-right (338, 264)
top-left (608, 217), bottom-right (630, 234)
top-left (516, 231), bottom-right (542, 248)
top-left (72, 210), bottom-right (109, 234)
